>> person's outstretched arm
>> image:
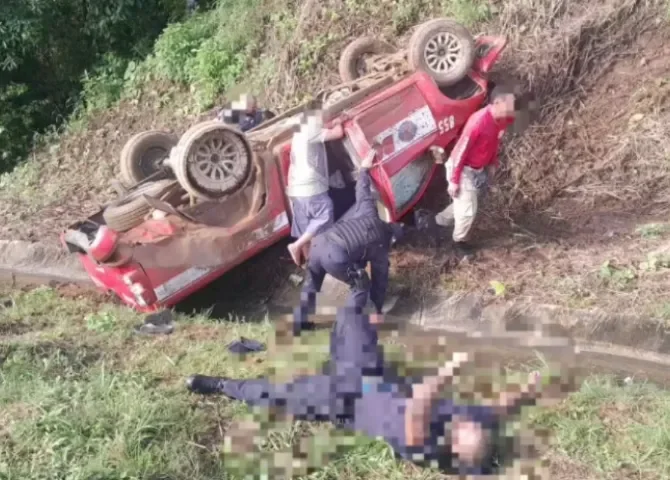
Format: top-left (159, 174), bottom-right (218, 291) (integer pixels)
top-left (353, 150), bottom-right (378, 218)
top-left (404, 352), bottom-right (469, 446)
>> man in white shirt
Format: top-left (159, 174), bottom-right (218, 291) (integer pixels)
top-left (287, 112), bottom-right (345, 266)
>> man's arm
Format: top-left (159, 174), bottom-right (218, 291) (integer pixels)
top-left (448, 128), bottom-right (477, 186)
top-left (322, 123), bottom-right (344, 142)
top-left (493, 371), bottom-right (568, 418)
top-left (368, 248), bottom-right (390, 314)
top-left (353, 151), bottom-right (378, 218)
top-left (405, 352), bottom-right (469, 446)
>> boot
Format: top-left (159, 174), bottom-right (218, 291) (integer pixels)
top-left (185, 375), bottom-right (228, 394)
top-left (453, 241), bottom-right (475, 261)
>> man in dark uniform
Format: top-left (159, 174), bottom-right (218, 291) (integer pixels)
top-left (217, 94), bottom-right (275, 132)
top-left (300, 149), bottom-right (403, 315)
top-left (186, 308), bottom-right (553, 476)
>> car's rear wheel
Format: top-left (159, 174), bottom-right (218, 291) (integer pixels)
top-left (103, 179), bottom-right (178, 232)
top-left (408, 18), bottom-right (475, 87)
top-left (170, 121), bottom-right (253, 200)
top-left (119, 130), bottom-right (177, 187)
top-left (339, 36), bottom-right (394, 83)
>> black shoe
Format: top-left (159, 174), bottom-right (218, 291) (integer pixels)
top-left (185, 375), bottom-right (228, 394)
top-left (453, 241), bottom-right (475, 261)
top-left (133, 322), bottom-right (174, 336)
top-left (144, 309), bottom-right (174, 326)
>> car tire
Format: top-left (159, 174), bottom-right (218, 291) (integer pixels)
top-left (102, 179), bottom-right (178, 232)
top-left (170, 121), bottom-right (253, 200)
top-left (408, 18), bottom-right (475, 87)
top-left (339, 36), bottom-right (394, 83)
top-left (119, 130), bottom-right (178, 187)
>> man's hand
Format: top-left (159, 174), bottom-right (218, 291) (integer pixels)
top-left (430, 146), bottom-right (446, 164)
top-left (448, 182), bottom-right (460, 198)
top-left (438, 351), bottom-right (469, 377)
top-left (361, 149), bottom-right (376, 169)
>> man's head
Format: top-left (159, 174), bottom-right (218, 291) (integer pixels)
top-left (450, 417), bottom-right (490, 465)
top-left (244, 94), bottom-right (257, 113)
top-left (232, 94), bottom-right (257, 114)
top-left (489, 86), bottom-right (517, 120)
top-left (293, 110), bottom-right (325, 142)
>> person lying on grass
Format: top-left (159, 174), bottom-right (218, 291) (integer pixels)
top-left (186, 309), bottom-right (559, 475)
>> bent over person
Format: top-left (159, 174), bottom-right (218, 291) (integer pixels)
top-left (186, 308), bottom-right (551, 476)
top-left (300, 149), bottom-right (403, 314)
top-left (433, 87), bottom-right (517, 259)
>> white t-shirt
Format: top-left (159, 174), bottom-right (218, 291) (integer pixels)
top-left (286, 125), bottom-right (330, 198)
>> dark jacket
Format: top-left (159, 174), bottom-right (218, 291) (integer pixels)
top-left (326, 170), bottom-right (402, 312)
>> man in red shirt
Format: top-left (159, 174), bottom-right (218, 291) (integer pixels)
top-left (432, 88), bottom-right (517, 259)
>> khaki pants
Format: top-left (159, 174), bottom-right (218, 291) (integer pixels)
top-left (435, 161), bottom-right (483, 242)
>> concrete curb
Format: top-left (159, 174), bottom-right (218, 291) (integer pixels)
top-left (0, 240), bottom-right (92, 286)
top-left (3, 239), bottom-right (670, 369)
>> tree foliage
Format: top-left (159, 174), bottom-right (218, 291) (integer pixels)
top-left (0, 0), bottom-right (187, 173)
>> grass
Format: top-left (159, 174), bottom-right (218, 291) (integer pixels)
top-left (1, 286), bottom-right (670, 479)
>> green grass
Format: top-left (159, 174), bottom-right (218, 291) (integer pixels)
top-left (2, 286), bottom-right (670, 479)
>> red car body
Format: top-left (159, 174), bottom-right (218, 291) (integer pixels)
top-left (61, 35), bottom-right (507, 312)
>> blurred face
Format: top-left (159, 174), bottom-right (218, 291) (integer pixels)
top-left (450, 419), bottom-right (488, 465)
top-left (246, 97), bottom-right (257, 113)
top-left (491, 93), bottom-right (516, 119)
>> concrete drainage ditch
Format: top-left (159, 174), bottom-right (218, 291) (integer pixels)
top-left (2, 239), bottom-right (670, 384)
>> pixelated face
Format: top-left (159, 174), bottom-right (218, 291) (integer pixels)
top-left (296, 109), bottom-right (325, 141)
top-left (492, 93), bottom-right (516, 119)
top-left (450, 419), bottom-right (488, 464)
top-left (232, 93), bottom-right (257, 113)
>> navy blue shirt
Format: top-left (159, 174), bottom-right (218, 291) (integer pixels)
top-left (350, 380), bottom-right (500, 475)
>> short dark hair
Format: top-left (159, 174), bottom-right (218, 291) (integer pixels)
top-left (490, 85), bottom-right (515, 101)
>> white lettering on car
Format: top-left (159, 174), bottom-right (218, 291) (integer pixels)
top-left (437, 115), bottom-right (455, 135)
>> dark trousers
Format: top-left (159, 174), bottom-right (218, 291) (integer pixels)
top-left (301, 235), bottom-right (369, 311)
top-left (220, 310), bottom-right (384, 423)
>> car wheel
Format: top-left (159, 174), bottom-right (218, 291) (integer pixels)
top-left (119, 130), bottom-right (177, 187)
top-left (339, 36), bottom-right (394, 83)
top-left (102, 179), bottom-right (178, 232)
top-left (408, 18), bottom-right (475, 87)
top-left (170, 121), bottom-right (253, 200)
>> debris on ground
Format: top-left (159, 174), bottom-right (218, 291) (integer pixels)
top-left (134, 309), bottom-right (175, 336)
top-left (226, 337), bottom-right (266, 354)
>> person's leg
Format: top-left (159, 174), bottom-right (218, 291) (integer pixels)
top-left (435, 203), bottom-right (455, 227)
top-left (294, 237), bottom-right (328, 335)
top-left (288, 194), bottom-right (334, 266)
top-left (187, 374), bottom-right (334, 422)
top-left (451, 185), bottom-right (478, 259)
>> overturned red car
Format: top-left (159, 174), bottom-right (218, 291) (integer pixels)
top-left (61, 18), bottom-right (508, 312)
